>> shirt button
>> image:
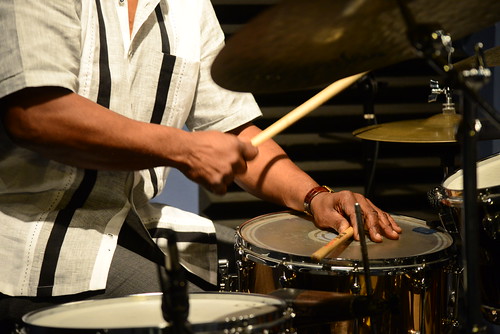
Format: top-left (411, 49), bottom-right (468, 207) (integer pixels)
top-left (119, 0), bottom-right (125, 5)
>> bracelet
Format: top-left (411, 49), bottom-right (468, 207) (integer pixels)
top-left (303, 185), bottom-right (334, 216)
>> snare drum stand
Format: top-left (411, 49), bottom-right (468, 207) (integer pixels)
top-left (395, 1), bottom-right (500, 332)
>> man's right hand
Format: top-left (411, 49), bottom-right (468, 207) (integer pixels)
top-left (177, 130), bottom-right (258, 194)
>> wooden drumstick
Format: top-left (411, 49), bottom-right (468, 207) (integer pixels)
top-left (251, 72), bottom-right (367, 146)
top-left (311, 226), bottom-right (354, 262)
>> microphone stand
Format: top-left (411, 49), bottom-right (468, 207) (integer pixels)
top-left (159, 230), bottom-right (193, 334)
top-left (394, 1), bottom-right (498, 332)
top-left (358, 74), bottom-right (380, 199)
top-left (355, 203), bottom-right (377, 334)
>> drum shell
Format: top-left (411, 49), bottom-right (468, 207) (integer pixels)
top-left (22, 292), bottom-right (294, 334)
top-left (235, 212), bottom-right (455, 334)
top-left (442, 153), bottom-right (500, 323)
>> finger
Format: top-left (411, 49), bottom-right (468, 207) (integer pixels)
top-left (362, 209), bottom-right (383, 243)
top-left (364, 208), bottom-right (395, 241)
top-left (340, 193), bottom-right (371, 241)
top-left (205, 171), bottom-right (232, 195)
top-left (209, 183), bottom-right (227, 195)
top-left (387, 213), bottom-right (402, 233)
top-left (232, 158), bottom-right (248, 175)
top-left (377, 212), bottom-right (401, 240)
top-left (346, 210), bottom-right (361, 241)
top-left (344, 208), bottom-right (365, 241)
top-left (357, 196), bottom-right (400, 241)
top-left (330, 193), bottom-right (357, 234)
top-left (365, 198), bottom-right (402, 235)
top-left (314, 209), bottom-right (350, 235)
top-left (335, 219), bottom-right (352, 235)
top-left (240, 141), bottom-right (258, 161)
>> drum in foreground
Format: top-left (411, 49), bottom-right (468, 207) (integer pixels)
top-left (236, 211), bottom-right (455, 333)
top-left (22, 292), bottom-right (293, 333)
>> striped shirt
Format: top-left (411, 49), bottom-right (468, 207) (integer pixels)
top-left (0, 0), bottom-right (261, 297)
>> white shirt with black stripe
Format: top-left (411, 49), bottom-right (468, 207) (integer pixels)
top-left (0, 0), bottom-right (262, 297)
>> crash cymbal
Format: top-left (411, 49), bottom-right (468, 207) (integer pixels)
top-left (352, 113), bottom-right (462, 143)
top-left (211, 0), bottom-right (500, 93)
top-left (453, 45), bottom-right (500, 71)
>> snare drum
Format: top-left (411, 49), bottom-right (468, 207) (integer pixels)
top-left (235, 211), bottom-right (454, 334)
top-left (22, 292), bottom-right (293, 333)
top-left (442, 152), bottom-right (500, 324)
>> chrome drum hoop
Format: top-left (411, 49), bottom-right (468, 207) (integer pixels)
top-left (235, 211), bottom-right (454, 276)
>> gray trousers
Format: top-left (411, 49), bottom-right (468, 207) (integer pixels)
top-left (0, 223), bottom-right (203, 333)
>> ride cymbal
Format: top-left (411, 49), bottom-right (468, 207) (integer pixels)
top-left (211, 0), bottom-right (500, 93)
top-left (352, 113), bottom-right (461, 143)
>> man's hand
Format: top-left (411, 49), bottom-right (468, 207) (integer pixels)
top-left (178, 131), bottom-right (258, 195)
top-left (310, 190), bottom-right (402, 242)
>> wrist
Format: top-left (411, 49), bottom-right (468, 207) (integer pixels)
top-left (303, 185), bottom-right (334, 216)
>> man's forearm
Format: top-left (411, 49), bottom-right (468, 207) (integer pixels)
top-left (233, 123), bottom-right (319, 212)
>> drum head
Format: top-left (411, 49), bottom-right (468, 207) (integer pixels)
top-left (237, 212), bottom-right (453, 271)
top-left (22, 292), bottom-right (289, 332)
top-left (444, 152), bottom-right (500, 191)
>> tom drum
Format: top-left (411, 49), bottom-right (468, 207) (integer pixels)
top-left (235, 211), bottom-right (455, 334)
top-left (22, 292), bottom-right (293, 333)
top-left (442, 152), bottom-right (500, 324)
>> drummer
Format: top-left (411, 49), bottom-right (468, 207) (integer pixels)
top-left (0, 0), bottom-right (401, 331)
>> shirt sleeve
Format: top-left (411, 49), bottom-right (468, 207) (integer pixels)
top-left (185, 0), bottom-right (262, 133)
top-left (0, 0), bottom-right (82, 99)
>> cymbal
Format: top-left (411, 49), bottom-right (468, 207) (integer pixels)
top-left (211, 0), bottom-right (500, 93)
top-left (352, 113), bottom-right (462, 143)
top-left (453, 45), bottom-right (500, 71)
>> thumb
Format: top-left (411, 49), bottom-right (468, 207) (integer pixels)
top-left (241, 141), bottom-right (259, 161)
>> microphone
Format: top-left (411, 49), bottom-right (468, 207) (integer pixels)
top-left (427, 186), bottom-right (459, 236)
top-left (269, 288), bottom-right (394, 324)
top-left (159, 230), bottom-right (192, 334)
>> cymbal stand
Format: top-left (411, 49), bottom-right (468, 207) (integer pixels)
top-left (457, 72), bottom-right (484, 333)
top-left (428, 80), bottom-right (459, 180)
top-left (395, 1), bottom-right (498, 332)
